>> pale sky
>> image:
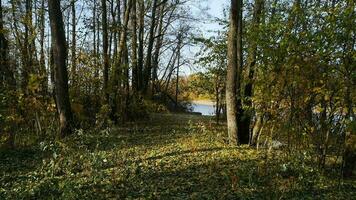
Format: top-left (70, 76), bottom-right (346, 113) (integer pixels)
top-left (181, 0), bottom-right (229, 75)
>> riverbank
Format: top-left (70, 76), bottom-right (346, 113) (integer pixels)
top-left (191, 99), bottom-right (215, 106)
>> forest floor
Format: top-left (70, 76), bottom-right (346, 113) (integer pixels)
top-left (1, 113), bottom-right (355, 199)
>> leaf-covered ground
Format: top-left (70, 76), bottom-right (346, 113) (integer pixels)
top-left (1, 114), bottom-right (355, 199)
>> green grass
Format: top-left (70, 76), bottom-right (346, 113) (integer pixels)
top-left (1, 114), bottom-right (355, 199)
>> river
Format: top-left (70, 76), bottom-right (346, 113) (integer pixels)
top-left (191, 100), bottom-right (215, 116)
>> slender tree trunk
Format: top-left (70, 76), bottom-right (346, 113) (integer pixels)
top-left (93, 0), bottom-right (99, 94)
top-left (102, 0), bottom-right (110, 103)
top-left (112, 0), bottom-right (132, 90)
top-left (48, 0), bottom-right (74, 138)
top-left (215, 79), bottom-right (220, 124)
top-left (245, 0), bottom-right (264, 146)
top-left (236, 0), bottom-right (249, 144)
top-left (226, 0), bottom-right (239, 145)
top-left (342, 0), bottom-right (355, 178)
top-left (0, 0), bottom-right (5, 86)
top-left (137, 0), bottom-right (144, 91)
top-left (131, 0), bottom-right (138, 92)
top-left (123, 41), bottom-right (130, 118)
top-left (22, 0), bottom-right (34, 91)
top-left (142, 0), bottom-right (158, 94)
top-left (175, 33), bottom-right (182, 108)
top-left (251, 112), bottom-right (263, 146)
top-left (111, 0), bottom-right (117, 68)
top-left (1, 0), bottom-right (15, 147)
top-left (152, 2), bottom-right (166, 95)
top-left (71, 0), bottom-right (77, 89)
top-left (111, 0), bottom-right (132, 121)
top-left (39, 0), bottom-right (47, 94)
top-left (0, 0), bottom-right (14, 87)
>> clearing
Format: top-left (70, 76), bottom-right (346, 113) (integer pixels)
top-left (1, 114), bottom-right (355, 199)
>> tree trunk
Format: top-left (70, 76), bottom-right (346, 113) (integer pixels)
top-left (102, 0), bottom-right (110, 103)
top-left (111, 0), bottom-right (132, 121)
top-left (22, 0), bottom-right (34, 91)
top-left (71, 0), bottom-right (77, 90)
top-left (236, 0), bottom-right (249, 144)
top-left (137, 0), bottom-right (144, 91)
top-left (48, 0), bottom-right (74, 138)
top-left (131, 0), bottom-right (138, 92)
top-left (142, 0), bottom-right (158, 94)
top-left (39, 0), bottom-right (47, 94)
top-left (342, 0), bottom-right (355, 178)
top-left (175, 32), bottom-right (182, 108)
top-left (245, 0), bottom-right (264, 146)
top-left (152, 2), bottom-right (166, 95)
top-left (0, 0), bottom-right (14, 87)
top-left (226, 0), bottom-right (239, 145)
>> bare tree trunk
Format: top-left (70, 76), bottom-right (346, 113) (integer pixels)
top-left (48, 0), bottom-right (74, 138)
top-left (21, 0), bottom-right (34, 91)
top-left (137, 0), bottom-right (144, 91)
top-left (175, 32), bottom-right (182, 108)
top-left (102, 0), bottom-right (110, 103)
top-left (93, 0), bottom-right (99, 94)
top-left (142, 0), bottom-right (158, 94)
top-left (39, 0), bottom-right (47, 94)
top-left (1, 0), bottom-right (16, 148)
top-left (152, 2), bottom-right (166, 95)
top-left (0, 0), bottom-right (14, 87)
top-left (342, 0), bottom-right (355, 178)
top-left (245, 0), bottom-right (264, 146)
top-left (251, 112), bottom-right (263, 146)
top-left (215, 75), bottom-right (222, 124)
top-left (226, 0), bottom-right (239, 145)
top-left (111, 0), bottom-right (132, 122)
top-left (71, 0), bottom-right (77, 90)
top-left (236, 0), bottom-right (249, 144)
top-left (131, 0), bottom-right (138, 92)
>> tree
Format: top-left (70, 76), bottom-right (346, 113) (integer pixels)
top-left (71, 0), bottom-right (77, 89)
top-left (137, 0), bottom-right (144, 91)
top-left (131, 0), bottom-right (138, 92)
top-left (142, 0), bottom-right (158, 94)
top-left (102, 0), bottom-right (109, 103)
top-left (226, 0), bottom-right (239, 145)
top-left (235, 0), bottom-right (248, 144)
top-left (0, 0), bottom-right (11, 87)
top-left (246, 0), bottom-right (264, 146)
top-left (39, 0), bottom-right (48, 94)
top-left (111, 0), bottom-right (132, 122)
top-left (48, 0), bottom-right (74, 138)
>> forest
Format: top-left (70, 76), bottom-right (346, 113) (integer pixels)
top-left (0, 0), bottom-right (355, 199)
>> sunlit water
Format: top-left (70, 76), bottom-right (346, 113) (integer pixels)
top-left (191, 103), bottom-right (215, 116)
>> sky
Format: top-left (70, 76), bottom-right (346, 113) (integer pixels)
top-left (200, 0), bottom-right (229, 37)
top-left (181, 0), bottom-right (229, 76)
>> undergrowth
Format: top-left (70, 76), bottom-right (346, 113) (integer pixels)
top-left (0, 114), bottom-right (355, 199)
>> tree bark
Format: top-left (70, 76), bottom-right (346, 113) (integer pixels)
top-left (245, 0), bottom-right (264, 146)
top-left (21, 0), bottom-right (34, 91)
top-left (0, 0), bottom-right (14, 87)
top-left (175, 32), bottom-right (182, 108)
top-left (71, 0), bottom-right (77, 89)
top-left (137, 0), bottom-right (144, 91)
top-left (152, 1), bottom-right (166, 95)
top-left (102, 0), bottom-right (110, 103)
top-left (235, 0), bottom-right (249, 144)
top-left (131, 0), bottom-right (138, 92)
top-left (226, 0), bottom-right (239, 145)
top-left (39, 0), bottom-right (47, 94)
top-left (48, 0), bottom-right (74, 138)
top-left (111, 0), bottom-right (132, 121)
top-left (142, 0), bottom-right (158, 94)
